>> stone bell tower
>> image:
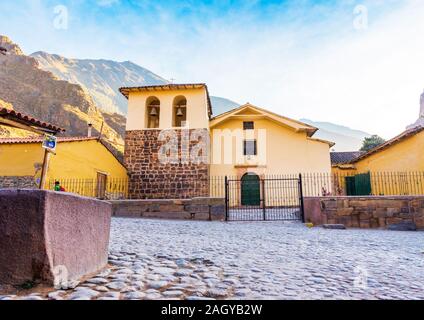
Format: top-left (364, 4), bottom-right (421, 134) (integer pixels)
top-left (120, 84), bottom-right (211, 199)
top-left (407, 89), bottom-right (424, 129)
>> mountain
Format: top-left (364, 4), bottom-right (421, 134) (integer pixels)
top-left (27, 47), bottom-right (371, 152)
top-left (31, 52), bottom-right (168, 115)
top-left (210, 97), bottom-right (240, 116)
top-left (0, 35), bottom-right (124, 151)
top-left (300, 119), bottom-right (372, 152)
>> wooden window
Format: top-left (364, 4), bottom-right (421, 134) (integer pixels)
top-left (243, 121), bottom-right (254, 130)
top-left (244, 140), bottom-right (257, 156)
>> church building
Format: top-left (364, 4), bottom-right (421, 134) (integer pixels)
top-left (120, 83), bottom-right (333, 199)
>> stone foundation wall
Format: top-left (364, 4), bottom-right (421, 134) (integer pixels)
top-left (125, 130), bottom-right (209, 199)
top-left (304, 196), bottom-right (424, 230)
top-left (0, 176), bottom-right (37, 189)
top-left (109, 197), bottom-right (225, 221)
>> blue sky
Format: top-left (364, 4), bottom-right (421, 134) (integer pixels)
top-left (0, 0), bottom-right (423, 138)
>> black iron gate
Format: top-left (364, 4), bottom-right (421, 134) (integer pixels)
top-left (225, 174), bottom-right (305, 222)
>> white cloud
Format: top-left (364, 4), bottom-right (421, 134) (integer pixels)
top-left (0, 0), bottom-right (423, 139)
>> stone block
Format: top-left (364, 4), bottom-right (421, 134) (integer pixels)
top-left (187, 204), bottom-right (210, 214)
top-left (415, 217), bottom-right (424, 230)
top-left (386, 217), bottom-right (403, 225)
top-left (386, 207), bottom-right (400, 217)
top-left (377, 217), bottom-right (387, 228)
top-left (336, 208), bottom-right (354, 216)
top-left (192, 212), bottom-right (210, 221)
top-left (210, 205), bottom-right (225, 215)
top-left (359, 220), bottom-right (371, 228)
top-left (387, 222), bottom-right (417, 231)
top-left (370, 218), bottom-right (380, 229)
top-left (159, 204), bottom-right (185, 213)
top-left (359, 212), bottom-right (371, 220)
top-left (336, 217), bottom-right (353, 228)
top-left (323, 224), bottom-right (346, 230)
top-left (0, 190), bottom-right (111, 286)
top-left (373, 207), bottom-right (387, 218)
top-left (348, 200), bottom-right (367, 208)
top-left (324, 199), bottom-right (337, 209)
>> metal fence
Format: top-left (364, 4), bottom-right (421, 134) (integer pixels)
top-left (47, 178), bottom-right (128, 200)
top-left (43, 171), bottom-right (424, 200)
top-left (210, 172), bottom-right (424, 197)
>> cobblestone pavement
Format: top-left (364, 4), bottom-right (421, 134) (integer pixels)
top-left (2, 218), bottom-right (424, 300)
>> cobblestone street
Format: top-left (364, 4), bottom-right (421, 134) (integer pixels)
top-left (2, 218), bottom-right (424, 300)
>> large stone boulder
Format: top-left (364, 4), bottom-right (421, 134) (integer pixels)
top-left (0, 189), bottom-right (112, 286)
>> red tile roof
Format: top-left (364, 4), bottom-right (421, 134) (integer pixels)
top-left (331, 151), bottom-right (365, 165)
top-left (0, 136), bottom-right (98, 144)
top-left (0, 108), bottom-right (65, 133)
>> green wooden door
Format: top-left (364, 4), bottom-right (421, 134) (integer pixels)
top-left (355, 172), bottom-right (372, 196)
top-left (345, 176), bottom-right (356, 196)
top-left (345, 173), bottom-right (372, 196)
top-left (241, 174), bottom-right (261, 206)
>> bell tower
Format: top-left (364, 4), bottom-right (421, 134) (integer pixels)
top-left (120, 84), bottom-right (211, 199)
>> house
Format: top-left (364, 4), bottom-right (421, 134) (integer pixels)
top-left (120, 83), bottom-right (334, 199)
top-left (340, 126), bottom-right (424, 172)
top-left (329, 126), bottom-right (424, 196)
top-left (0, 136), bottom-right (128, 198)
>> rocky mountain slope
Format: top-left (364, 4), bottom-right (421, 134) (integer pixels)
top-left (0, 35), bottom-right (124, 151)
top-left (31, 51), bottom-right (242, 118)
top-left (32, 52), bottom-right (168, 115)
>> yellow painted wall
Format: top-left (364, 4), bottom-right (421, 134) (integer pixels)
top-left (329, 131), bottom-right (424, 196)
top-left (210, 117), bottom-right (332, 177)
top-left (0, 143), bottom-right (44, 176)
top-left (354, 131), bottom-right (424, 172)
top-left (126, 88), bottom-right (210, 130)
top-left (0, 140), bottom-right (127, 184)
top-left (46, 140), bottom-right (127, 180)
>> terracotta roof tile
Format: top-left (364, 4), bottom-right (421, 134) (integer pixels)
top-left (0, 108), bottom-right (64, 133)
top-left (331, 151), bottom-right (365, 165)
top-left (0, 136), bottom-right (97, 144)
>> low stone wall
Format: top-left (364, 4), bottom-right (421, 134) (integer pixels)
top-left (0, 189), bottom-right (112, 286)
top-left (109, 197), bottom-right (226, 221)
top-left (0, 176), bottom-right (37, 189)
top-left (304, 196), bottom-right (424, 230)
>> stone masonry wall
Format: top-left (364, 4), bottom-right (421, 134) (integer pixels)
top-left (304, 196), bottom-right (424, 230)
top-left (125, 130), bottom-right (209, 199)
top-left (0, 176), bottom-right (37, 189)
top-left (109, 197), bottom-right (225, 221)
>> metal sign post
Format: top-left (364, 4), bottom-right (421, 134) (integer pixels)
top-left (39, 135), bottom-right (58, 190)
